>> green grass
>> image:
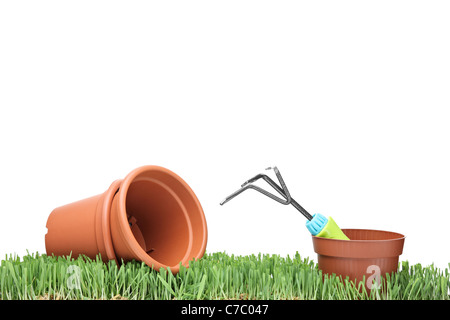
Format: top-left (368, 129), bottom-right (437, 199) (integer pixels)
top-left (0, 252), bottom-right (449, 300)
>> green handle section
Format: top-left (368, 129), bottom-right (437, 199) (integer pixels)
top-left (316, 216), bottom-right (350, 240)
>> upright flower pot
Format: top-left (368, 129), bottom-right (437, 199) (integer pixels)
top-left (45, 165), bottom-right (208, 273)
top-left (312, 229), bottom-right (405, 292)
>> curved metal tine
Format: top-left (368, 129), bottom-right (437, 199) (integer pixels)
top-left (241, 174), bottom-right (289, 201)
top-left (220, 183), bottom-right (290, 206)
top-left (268, 166), bottom-right (292, 202)
top-left (223, 167), bottom-right (314, 221)
top-left (241, 167), bottom-right (292, 205)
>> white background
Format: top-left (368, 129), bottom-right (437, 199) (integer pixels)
top-left (1, 1), bottom-right (449, 270)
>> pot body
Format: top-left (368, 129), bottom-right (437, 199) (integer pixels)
top-left (312, 229), bottom-right (405, 291)
top-left (45, 180), bottom-right (121, 263)
top-left (46, 196), bottom-right (106, 260)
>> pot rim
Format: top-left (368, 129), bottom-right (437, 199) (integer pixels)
top-left (98, 179), bottom-right (122, 263)
top-left (312, 228), bottom-right (406, 258)
top-left (114, 165), bottom-right (207, 271)
top-left (312, 228), bottom-right (406, 242)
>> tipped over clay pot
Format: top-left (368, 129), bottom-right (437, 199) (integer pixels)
top-left (312, 229), bottom-right (405, 291)
top-left (45, 165), bottom-right (208, 273)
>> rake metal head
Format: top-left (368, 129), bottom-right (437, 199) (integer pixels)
top-left (220, 166), bottom-right (313, 221)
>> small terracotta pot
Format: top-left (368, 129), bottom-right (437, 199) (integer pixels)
top-left (312, 229), bottom-right (405, 291)
top-left (45, 166), bottom-right (208, 273)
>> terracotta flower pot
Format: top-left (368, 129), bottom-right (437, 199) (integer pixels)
top-left (312, 229), bottom-right (405, 291)
top-left (45, 165), bottom-right (208, 273)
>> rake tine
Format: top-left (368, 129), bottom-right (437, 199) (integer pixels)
top-left (221, 166), bottom-right (291, 206)
top-left (242, 166), bottom-right (291, 202)
top-left (221, 166), bottom-right (314, 221)
top-left (220, 183), bottom-right (289, 206)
